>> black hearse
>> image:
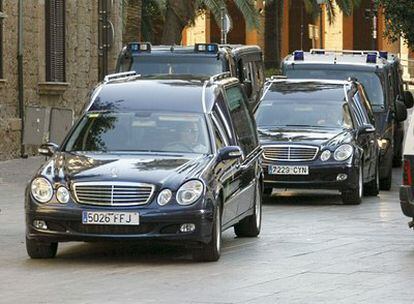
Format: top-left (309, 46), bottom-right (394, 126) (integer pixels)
top-left (282, 50), bottom-right (409, 190)
top-left (256, 79), bottom-right (380, 204)
top-left (116, 42), bottom-right (265, 111)
top-left (26, 73), bottom-right (263, 262)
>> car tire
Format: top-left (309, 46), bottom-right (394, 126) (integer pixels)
top-left (193, 203), bottom-right (221, 262)
top-left (364, 162), bottom-right (379, 196)
top-left (26, 237), bottom-right (58, 259)
top-left (234, 182), bottom-right (262, 237)
top-left (341, 166), bottom-right (362, 205)
top-left (263, 187), bottom-right (272, 197)
top-left (379, 165), bottom-right (392, 191)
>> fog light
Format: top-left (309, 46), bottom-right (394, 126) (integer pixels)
top-left (180, 223), bottom-right (195, 233)
top-left (337, 174), bottom-right (348, 181)
top-left (33, 220), bottom-right (48, 230)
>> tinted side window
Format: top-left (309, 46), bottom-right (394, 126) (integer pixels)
top-left (224, 86), bottom-right (258, 154)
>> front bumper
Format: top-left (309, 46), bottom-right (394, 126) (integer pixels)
top-left (25, 197), bottom-right (214, 245)
top-left (400, 185), bottom-right (414, 218)
top-left (263, 161), bottom-right (358, 191)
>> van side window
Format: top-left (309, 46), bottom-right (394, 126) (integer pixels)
top-left (224, 86), bottom-right (257, 155)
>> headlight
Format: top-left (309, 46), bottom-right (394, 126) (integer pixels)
top-left (31, 177), bottom-right (53, 203)
top-left (334, 144), bottom-right (353, 161)
top-left (377, 138), bottom-right (389, 150)
top-left (56, 186), bottom-right (70, 204)
top-left (176, 180), bottom-right (204, 206)
top-left (320, 150), bottom-right (331, 161)
top-left (157, 189), bottom-right (172, 206)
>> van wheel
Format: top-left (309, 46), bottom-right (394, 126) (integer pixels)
top-left (26, 237), bottom-right (58, 259)
top-left (234, 182), bottom-right (262, 237)
top-left (379, 165), bottom-right (392, 191)
top-left (364, 162), bottom-right (379, 196)
top-left (341, 166), bottom-right (362, 205)
top-left (193, 204), bottom-right (221, 262)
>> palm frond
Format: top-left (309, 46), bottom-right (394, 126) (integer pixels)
top-left (233, 0), bottom-right (261, 30)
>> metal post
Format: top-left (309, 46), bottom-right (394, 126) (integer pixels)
top-left (18, 0), bottom-right (25, 157)
top-left (371, 0), bottom-right (377, 50)
top-left (220, 6), bottom-right (225, 44)
top-left (98, 0), bottom-right (109, 80)
top-left (319, 6), bottom-right (323, 48)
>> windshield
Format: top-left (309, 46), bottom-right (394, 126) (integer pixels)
top-left (285, 69), bottom-right (385, 107)
top-left (121, 55), bottom-right (224, 76)
top-left (255, 99), bottom-right (353, 129)
top-left (64, 112), bottom-right (210, 154)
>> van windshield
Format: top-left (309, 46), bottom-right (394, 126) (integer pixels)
top-left (286, 69), bottom-right (385, 107)
top-left (120, 55), bottom-right (224, 76)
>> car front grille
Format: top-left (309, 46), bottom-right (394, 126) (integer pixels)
top-left (72, 182), bottom-right (155, 206)
top-left (67, 222), bottom-right (155, 235)
top-left (263, 145), bottom-right (319, 162)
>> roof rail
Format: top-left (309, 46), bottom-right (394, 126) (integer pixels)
top-left (209, 72), bottom-right (231, 83)
top-left (270, 75), bottom-right (287, 80)
top-left (103, 71), bottom-right (138, 83)
top-left (310, 49), bottom-right (380, 56)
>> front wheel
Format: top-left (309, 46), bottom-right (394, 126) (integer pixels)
top-left (26, 237), bottom-right (58, 259)
top-left (341, 166), bottom-right (363, 205)
top-left (193, 203), bottom-right (221, 262)
top-left (234, 182), bottom-right (262, 237)
top-left (364, 162), bottom-right (379, 196)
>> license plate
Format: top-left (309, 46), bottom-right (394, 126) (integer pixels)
top-left (269, 165), bottom-right (309, 175)
top-left (82, 211), bottom-right (139, 225)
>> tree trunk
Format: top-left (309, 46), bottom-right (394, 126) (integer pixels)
top-left (161, 0), bottom-right (195, 44)
top-left (264, 0), bottom-right (283, 69)
top-left (123, 0), bottom-right (143, 45)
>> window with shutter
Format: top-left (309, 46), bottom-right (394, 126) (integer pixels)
top-left (45, 0), bottom-right (65, 82)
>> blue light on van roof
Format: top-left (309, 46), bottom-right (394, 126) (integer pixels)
top-left (294, 51), bottom-right (304, 61)
top-left (128, 42), bottom-right (151, 53)
top-left (379, 51), bottom-right (388, 59)
top-left (195, 43), bottom-right (219, 53)
top-left (366, 53), bottom-right (377, 64)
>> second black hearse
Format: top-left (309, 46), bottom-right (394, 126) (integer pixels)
top-left (256, 79), bottom-right (380, 204)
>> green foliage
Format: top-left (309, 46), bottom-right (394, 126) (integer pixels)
top-left (376, 0), bottom-right (414, 48)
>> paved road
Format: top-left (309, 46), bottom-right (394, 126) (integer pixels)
top-left (0, 157), bottom-right (413, 304)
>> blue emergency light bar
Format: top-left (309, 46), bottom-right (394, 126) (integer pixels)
top-left (293, 51), bottom-right (304, 61)
top-left (195, 43), bottom-right (219, 53)
top-left (366, 53), bottom-right (377, 64)
top-left (128, 42), bottom-right (152, 53)
top-left (379, 51), bottom-right (388, 59)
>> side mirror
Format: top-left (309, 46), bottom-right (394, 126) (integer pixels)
top-left (217, 146), bottom-right (243, 162)
top-left (38, 142), bottom-right (59, 157)
top-left (404, 90), bottom-right (414, 109)
top-left (357, 124), bottom-right (376, 135)
top-left (241, 80), bottom-right (253, 99)
top-left (395, 100), bottom-right (408, 122)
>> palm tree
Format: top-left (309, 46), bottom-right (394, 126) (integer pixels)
top-left (264, 0), bottom-right (361, 69)
top-left (160, 0), bottom-right (260, 44)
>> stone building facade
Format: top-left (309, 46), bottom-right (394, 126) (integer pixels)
top-left (0, 0), bottom-right (123, 160)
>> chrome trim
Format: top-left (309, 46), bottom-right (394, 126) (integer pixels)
top-left (263, 145), bottom-right (319, 162)
top-left (72, 181), bottom-right (155, 206)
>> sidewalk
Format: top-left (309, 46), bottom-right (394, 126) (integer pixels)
top-left (0, 156), bottom-right (44, 186)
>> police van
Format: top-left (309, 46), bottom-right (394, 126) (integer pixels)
top-left (282, 50), bottom-right (411, 190)
top-left (116, 42), bottom-right (265, 111)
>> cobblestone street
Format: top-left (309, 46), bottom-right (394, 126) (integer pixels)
top-left (0, 157), bottom-right (413, 303)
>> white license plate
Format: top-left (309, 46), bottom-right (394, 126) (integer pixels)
top-left (82, 211), bottom-right (139, 225)
top-left (269, 165), bottom-right (309, 175)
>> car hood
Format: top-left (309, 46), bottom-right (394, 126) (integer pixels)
top-left (258, 127), bottom-right (353, 148)
top-left (37, 152), bottom-right (212, 189)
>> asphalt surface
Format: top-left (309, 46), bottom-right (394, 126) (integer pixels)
top-left (0, 156), bottom-right (413, 304)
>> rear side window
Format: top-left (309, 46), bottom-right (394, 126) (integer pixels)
top-left (224, 86), bottom-right (258, 154)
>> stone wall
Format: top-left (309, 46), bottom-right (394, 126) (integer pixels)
top-left (0, 0), bottom-right (123, 160)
